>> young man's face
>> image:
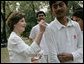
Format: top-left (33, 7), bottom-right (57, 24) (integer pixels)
top-left (51, 1), bottom-right (68, 18)
top-left (37, 13), bottom-right (46, 21)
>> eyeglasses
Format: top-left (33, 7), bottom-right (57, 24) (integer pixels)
top-left (52, 2), bottom-right (64, 9)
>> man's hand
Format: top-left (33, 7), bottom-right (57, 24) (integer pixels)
top-left (57, 53), bottom-right (73, 62)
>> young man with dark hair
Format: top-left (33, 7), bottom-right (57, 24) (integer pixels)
top-left (44, 1), bottom-right (83, 63)
top-left (73, 8), bottom-right (83, 32)
top-left (36, 11), bottom-right (46, 18)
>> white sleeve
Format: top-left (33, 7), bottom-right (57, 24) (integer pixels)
top-left (29, 27), bottom-right (37, 39)
top-left (10, 37), bottom-right (41, 57)
top-left (72, 23), bottom-right (83, 63)
top-left (44, 27), bottom-right (60, 63)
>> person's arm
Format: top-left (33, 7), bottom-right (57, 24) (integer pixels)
top-left (71, 23), bottom-right (83, 63)
top-left (29, 25), bottom-right (45, 45)
top-left (57, 53), bottom-right (73, 62)
top-left (44, 26), bottom-right (60, 63)
top-left (35, 20), bottom-right (46, 46)
top-left (10, 20), bottom-right (47, 57)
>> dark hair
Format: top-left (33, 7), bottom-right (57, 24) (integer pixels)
top-left (49, 1), bottom-right (68, 8)
top-left (75, 7), bottom-right (83, 11)
top-left (6, 11), bottom-right (25, 31)
top-left (36, 11), bottom-right (46, 17)
top-left (73, 9), bottom-right (83, 20)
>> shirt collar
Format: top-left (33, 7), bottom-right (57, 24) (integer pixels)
top-left (54, 17), bottom-right (73, 30)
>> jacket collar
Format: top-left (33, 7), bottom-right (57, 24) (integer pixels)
top-left (54, 17), bottom-right (73, 30)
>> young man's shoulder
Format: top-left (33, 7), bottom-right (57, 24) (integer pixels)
top-left (70, 20), bottom-right (81, 33)
top-left (33, 24), bottom-right (39, 28)
top-left (46, 20), bottom-right (56, 31)
top-left (32, 24), bottom-right (39, 30)
top-left (48, 20), bottom-right (55, 26)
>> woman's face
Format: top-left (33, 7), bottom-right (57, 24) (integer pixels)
top-left (14, 18), bottom-right (26, 33)
top-left (73, 16), bottom-right (83, 31)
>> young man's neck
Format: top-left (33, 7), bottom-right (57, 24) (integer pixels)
top-left (57, 16), bottom-right (68, 26)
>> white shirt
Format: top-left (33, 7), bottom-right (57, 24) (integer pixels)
top-left (29, 24), bottom-right (49, 55)
top-left (81, 31), bottom-right (83, 36)
top-left (7, 32), bottom-right (41, 63)
top-left (44, 18), bottom-right (83, 63)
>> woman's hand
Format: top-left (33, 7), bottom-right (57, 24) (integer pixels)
top-left (39, 20), bottom-right (47, 33)
top-left (35, 20), bottom-right (47, 45)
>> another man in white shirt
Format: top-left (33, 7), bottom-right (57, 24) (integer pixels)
top-left (44, 1), bottom-right (83, 63)
top-left (29, 11), bottom-right (48, 63)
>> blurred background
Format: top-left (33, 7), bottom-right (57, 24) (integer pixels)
top-left (1, 1), bottom-right (83, 63)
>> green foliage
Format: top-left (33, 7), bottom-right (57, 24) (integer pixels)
top-left (67, 1), bottom-right (82, 17)
top-left (1, 1), bottom-right (83, 38)
top-left (22, 10), bottom-right (37, 37)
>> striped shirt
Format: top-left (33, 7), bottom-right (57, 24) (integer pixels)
top-left (44, 18), bottom-right (83, 63)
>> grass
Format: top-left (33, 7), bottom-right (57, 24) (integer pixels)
top-left (1, 47), bottom-right (10, 63)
